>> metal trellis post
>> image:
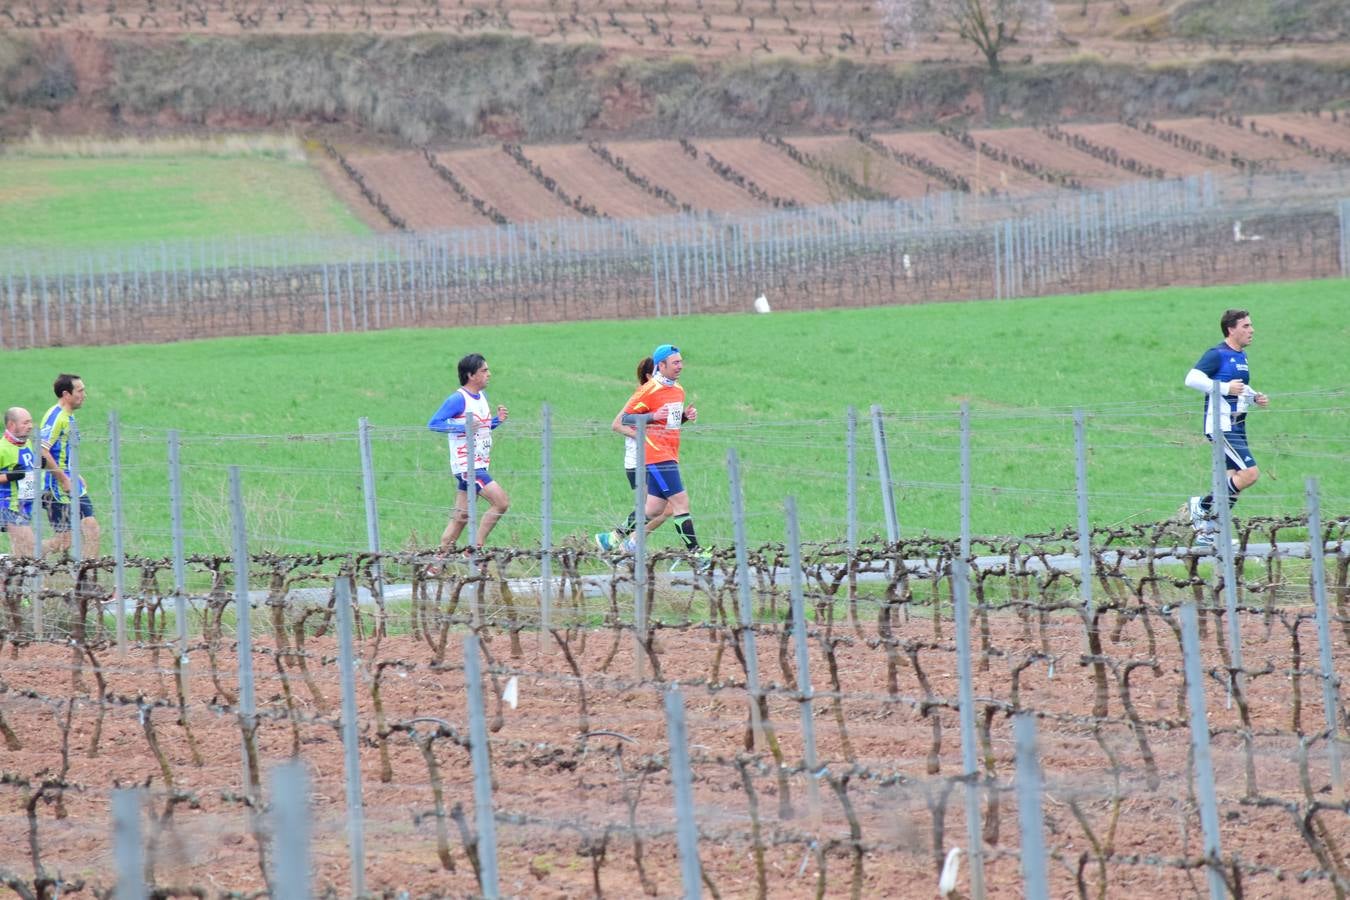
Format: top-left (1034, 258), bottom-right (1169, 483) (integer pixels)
top-left (1013, 713), bottom-right (1049, 900)
top-left (229, 467), bottom-right (257, 791)
top-left (727, 449), bottom-right (765, 746)
top-left (664, 685), bottom-right (703, 900)
top-left (540, 403), bottom-right (553, 637)
top-left (1181, 601), bottom-right (1228, 900)
top-left (108, 410), bottom-right (127, 655)
top-left (869, 404), bottom-right (900, 544)
top-left (270, 761), bottom-right (312, 900)
top-left (358, 417), bottom-right (383, 604)
top-left (335, 576), bottom-right (368, 897)
top-left (463, 632), bottom-right (501, 898)
top-left (1308, 477), bottom-right (1343, 794)
top-left (956, 403), bottom-right (986, 900)
top-left (785, 496), bottom-right (820, 812)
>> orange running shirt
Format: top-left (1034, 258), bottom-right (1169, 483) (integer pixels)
top-left (623, 378), bottom-right (686, 464)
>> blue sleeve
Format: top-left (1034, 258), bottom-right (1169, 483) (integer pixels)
top-left (427, 393), bottom-right (466, 434)
top-left (485, 392), bottom-right (503, 429)
top-left (1193, 347), bottom-right (1222, 377)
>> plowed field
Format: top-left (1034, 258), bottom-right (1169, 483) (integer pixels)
top-left (329, 116), bottom-right (1350, 231)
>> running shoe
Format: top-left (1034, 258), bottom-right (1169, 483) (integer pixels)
top-left (594, 530), bottom-right (619, 552)
top-left (667, 548), bottom-right (713, 573)
top-left (1187, 496), bottom-right (1207, 531)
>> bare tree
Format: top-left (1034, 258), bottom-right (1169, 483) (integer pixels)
top-left (883, 0), bottom-right (1055, 73)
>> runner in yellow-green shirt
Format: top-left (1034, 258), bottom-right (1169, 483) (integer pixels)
top-left (1, 407), bottom-right (38, 558)
top-left (39, 374), bottom-right (100, 559)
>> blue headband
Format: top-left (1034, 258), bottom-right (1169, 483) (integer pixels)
top-left (653, 344), bottom-right (679, 365)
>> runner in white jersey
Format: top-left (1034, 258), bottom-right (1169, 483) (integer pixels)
top-left (427, 353), bottom-right (510, 552)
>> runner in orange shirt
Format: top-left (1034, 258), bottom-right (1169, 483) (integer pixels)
top-left (597, 344), bottom-right (708, 568)
top-left (594, 356), bottom-right (670, 550)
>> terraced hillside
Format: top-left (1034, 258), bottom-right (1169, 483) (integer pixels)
top-left (326, 113), bottom-right (1350, 229)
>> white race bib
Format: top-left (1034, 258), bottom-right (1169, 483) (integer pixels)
top-left (18, 475), bottom-right (36, 502)
top-left (665, 402), bottom-right (684, 430)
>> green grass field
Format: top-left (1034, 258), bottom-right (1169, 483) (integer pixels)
top-left (0, 155), bottom-right (369, 249)
top-left (3, 278), bottom-right (1346, 557)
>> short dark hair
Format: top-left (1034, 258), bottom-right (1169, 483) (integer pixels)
top-left (53, 373), bottom-right (81, 399)
top-left (1220, 309), bottom-right (1249, 337)
top-left (457, 354), bottom-right (486, 386)
top-left (636, 357), bottom-right (654, 385)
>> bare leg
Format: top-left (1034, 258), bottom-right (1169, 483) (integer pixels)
top-left (43, 532), bottom-right (71, 556)
top-left (662, 491), bottom-right (691, 518)
top-left (7, 525), bottom-right (35, 559)
top-left (474, 482), bottom-right (511, 547)
top-left (440, 490), bottom-right (469, 550)
top-left (642, 497), bottom-right (671, 535)
top-left (82, 517), bottom-right (100, 559)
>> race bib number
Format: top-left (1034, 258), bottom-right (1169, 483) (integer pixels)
top-left (18, 475), bottom-right (36, 502)
top-left (665, 402), bottom-right (684, 430)
top-left (474, 430), bottom-right (492, 467)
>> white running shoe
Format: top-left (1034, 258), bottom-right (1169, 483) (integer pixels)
top-left (1187, 496), bottom-right (1207, 531)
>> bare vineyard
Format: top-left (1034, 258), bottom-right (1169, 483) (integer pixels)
top-left (0, 0), bottom-right (1231, 61)
top-left (2, 511), bottom-right (1350, 897)
top-left (2, 166), bottom-right (1349, 351)
top-left (331, 116), bottom-right (1350, 230)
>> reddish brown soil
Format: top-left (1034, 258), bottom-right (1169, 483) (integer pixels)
top-left (2, 602), bottom-right (1347, 898)
top-left (526, 144), bottom-right (676, 219)
top-left (311, 154), bottom-right (397, 233)
top-left (436, 147), bottom-right (578, 224)
top-left (789, 135), bottom-right (940, 197)
top-left (971, 126), bottom-right (1126, 189)
top-left (1156, 118), bottom-right (1328, 173)
top-left (354, 152), bottom-right (487, 231)
top-left (877, 131), bottom-right (1046, 196)
top-left (1253, 114), bottom-right (1350, 156)
top-left (17, 0), bottom-right (1350, 68)
top-left (1065, 123), bottom-right (1234, 180)
top-left (322, 115), bottom-right (1350, 233)
top-left (616, 140), bottom-right (773, 214)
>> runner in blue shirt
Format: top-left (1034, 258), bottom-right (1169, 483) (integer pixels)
top-left (1182, 309), bottom-right (1269, 546)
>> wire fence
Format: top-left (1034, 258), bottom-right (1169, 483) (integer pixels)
top-left (1, 496), bottom-right (1348, 898)
top-left (2, 169), bottom-right (1348, 349)
top-left (14, 389), bottom-right (1350, 566)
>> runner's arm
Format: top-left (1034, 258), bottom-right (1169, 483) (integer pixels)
top-left (612, 410), bottom-right (636, 439)
top-left (427, 393), bottom-right (468, 434)
top-left (39, 446), bottom-right (72, 492)
top-left (1184, 348), bottom-right (1242, 395)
